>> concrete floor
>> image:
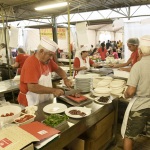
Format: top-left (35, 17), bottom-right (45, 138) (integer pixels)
top-left (107, 124), bottom-right (150, 150)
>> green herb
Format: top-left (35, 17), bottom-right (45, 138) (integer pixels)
top-left (43, 114), bottom-right (69, 127)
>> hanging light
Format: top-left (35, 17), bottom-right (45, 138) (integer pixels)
top-left (35, 2), bottom-right (67, 11)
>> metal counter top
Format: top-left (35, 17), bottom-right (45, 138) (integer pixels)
top-left (0, 79), bottom-right (19, 94)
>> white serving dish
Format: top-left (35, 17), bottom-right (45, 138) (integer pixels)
top-left (14, 114), bottom-right (35, 125)
top-left (0, 105), bottom-right (21, 124)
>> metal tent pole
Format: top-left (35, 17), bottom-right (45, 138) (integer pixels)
top-left (67, 1), bottom-right (72, 77)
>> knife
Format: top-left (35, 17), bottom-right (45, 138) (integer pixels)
top-left (64, 89), bottom-right (82, 96)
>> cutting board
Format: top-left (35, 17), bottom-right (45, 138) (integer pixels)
top-left (58, 96), bottom-right (92, 106)
top-left (66, 95), bottom-right (87, 103)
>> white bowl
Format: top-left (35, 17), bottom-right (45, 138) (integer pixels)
top-left (14, 114), bottom-right (35, 126)
top-left (0, 105), bottom-right (21, 124)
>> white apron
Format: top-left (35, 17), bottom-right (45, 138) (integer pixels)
top-left (77, 57), bottom-right (90, 75)
top-left (26, 63), bottom-right (53, 106)
top-left (121, 96), bottom-right (137, 138)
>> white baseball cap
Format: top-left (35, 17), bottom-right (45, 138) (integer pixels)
top-left (40, 36), bottom-right (58, 52)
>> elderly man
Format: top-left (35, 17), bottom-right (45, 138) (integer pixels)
top-left (111, 38), bottom-right (141, 72)
top-left (121, 35), bottom-right (150, 150)
top-left (18, 37), bottom-right (72, 106)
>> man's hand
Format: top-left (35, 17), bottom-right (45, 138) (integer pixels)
top-left (64, 78), bottom-right (73, 88)
top-left (52, 88), bottom-right (64, 97)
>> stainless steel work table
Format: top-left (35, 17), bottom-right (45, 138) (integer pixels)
top-left (0, 76), bottom-right (62, 94)
top-left (35, 98), bottom-right (118, 150)
top-left (0, 79), bottom-right (19, 94)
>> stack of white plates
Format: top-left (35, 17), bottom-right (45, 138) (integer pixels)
top-left (75, 75), bottom-right (92, 93)
top-left (93, 87), bottom-right (111, 97)
top-left (93, 76), bottom-right (113, 88)
top-left (110, 79), bottom-right (126, 96)
top-left (96, 79), bottom-right (111, 88)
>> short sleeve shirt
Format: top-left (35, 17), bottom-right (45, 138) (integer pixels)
top-left (18, 54), bottom-right (58, 106)
top-left (130, 49), bottom-right (139, 66)
top-left (74, 57), bottom-right (94, 68)
top-left (73, 57), bottom-right (94, 77)
top-left (98, 48), bottom-right (108, 61)
top-left (127, 56), bottom-right (150, 111)
top-left (16, 54), bottom-right (29, 74)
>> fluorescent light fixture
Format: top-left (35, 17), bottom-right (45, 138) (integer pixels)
top-left (35, 2), bottom-right (67, 11)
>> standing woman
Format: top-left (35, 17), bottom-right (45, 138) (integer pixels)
top-left (73, 46), bottom-right (98, 77)
top-left (12, 48), bottom-right (29, 75)
top-left (110, 38), bottom-right (141, 72)
top-left (97, 43), bottom-right (108, 61)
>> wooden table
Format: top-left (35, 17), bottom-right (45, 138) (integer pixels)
top-left (35, 98), bottom-right (118, 150)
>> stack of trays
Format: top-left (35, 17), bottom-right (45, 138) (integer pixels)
top-left (75, 75), bottom-right (92, 93)
top-left (93, 87), bottom-right (111, 97)
top-left (110, 79), bottom-right (126, 96)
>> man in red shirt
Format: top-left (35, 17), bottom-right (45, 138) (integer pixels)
top-left (110, 38), bottom-right (141, 72)
top-left (18, 37), bottom-right (72, 106)
top-left (12, 48), bottom-right (29, 75)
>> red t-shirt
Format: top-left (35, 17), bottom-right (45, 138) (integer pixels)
top-left (98, 48), bottom-right (108, 61)
top-left (73, 57), bottom-right (94, 77)
top-left (18, 54), bottom-right (58, 106)
top-left (113, 52), bottom-right (119, 59)
top-left (15, 54), bottom-right (29, 74)
top-left (130, 49), bottom-right (139, 66)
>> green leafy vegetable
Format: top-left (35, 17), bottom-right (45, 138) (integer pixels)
top-left (43, 114), bottom-right (69, 127)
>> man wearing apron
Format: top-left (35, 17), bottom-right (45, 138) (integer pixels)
top-left (73, 45), bottom-right (99, 77)
top-left (110, 38), bottom-right (141, 72)
top-left (121, 35), bottom-right (150, 150)
top-left (18, 37), bottom-right (72, 106)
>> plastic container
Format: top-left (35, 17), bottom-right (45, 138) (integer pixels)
top-left (14, 114), bottom-right (36, 126)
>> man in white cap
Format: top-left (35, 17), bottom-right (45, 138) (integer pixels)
top-left (73, 45), bottom-right (99, 77)
top-left (121, 35), bottom-right (150, 150)
top-left (110, 38), bottom-right (141, 72)
top-left (18, 37), bottom-right (72, 106)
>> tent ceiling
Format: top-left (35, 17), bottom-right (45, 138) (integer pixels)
top-left (0, 0), bottom-right (150, 24)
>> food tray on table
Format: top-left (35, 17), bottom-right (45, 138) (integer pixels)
top-left (58, 96), bottom-right (92, 106)
top-left (66, 95), bottom-right (87, 103)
